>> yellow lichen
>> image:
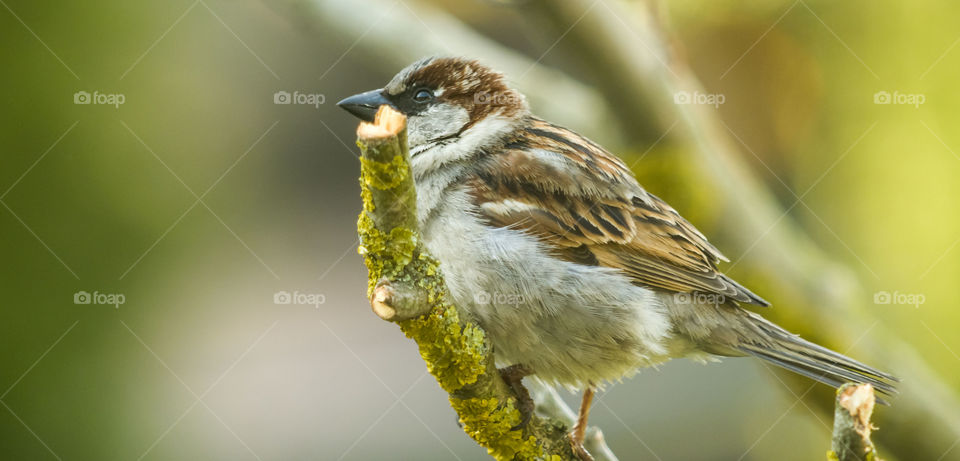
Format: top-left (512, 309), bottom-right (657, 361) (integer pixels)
top-left (826, 450), bottom-right (874, 461)
top-left (450, 397), bottom-right (547, 461)
top-left (360, 154), bottom-right (409, 190)
top-left (398, 301), bottom-right (487, 392)
top-left (356, 211), bottom-right (417, 296)
top-left (359, 178), bottom-right (375, 213)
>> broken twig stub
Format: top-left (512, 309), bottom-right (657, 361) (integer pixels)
top-left (829, 383), bottom-right (881, 461)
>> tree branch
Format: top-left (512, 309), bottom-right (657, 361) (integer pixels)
top-left (355, 106), bottom-right (612, 460)
top-left (829, 384), bottom-right (882, 461)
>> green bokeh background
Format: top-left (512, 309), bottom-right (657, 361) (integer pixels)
top-left (1, 1), bottom-right (958, 460)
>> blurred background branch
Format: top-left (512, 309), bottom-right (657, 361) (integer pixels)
top-left (270, 0), bottom-right (624, 144)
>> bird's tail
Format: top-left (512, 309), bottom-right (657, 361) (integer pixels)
top-left (735, 313), bottom-right (899, 403)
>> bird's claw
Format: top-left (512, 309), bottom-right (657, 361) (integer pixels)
top-left (498, 364), bottom-right (535, 431)
top-left (568, 431), bottom-right (595, 461)
top-left (510, 391), bottom-right (535, 431)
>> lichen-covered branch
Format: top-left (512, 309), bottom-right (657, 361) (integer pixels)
top-left (355, 106), bottom-right (592, 460)
top-left (828, 384), bottom-right (881, 461)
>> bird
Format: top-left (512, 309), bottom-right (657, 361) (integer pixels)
top-left (337, 56), bottom-right (897, 460)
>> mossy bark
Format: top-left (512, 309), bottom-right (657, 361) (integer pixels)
top-left (354, 106), bottom-right (577, 460)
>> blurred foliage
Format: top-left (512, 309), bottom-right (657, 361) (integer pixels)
top-left (669, 0), bottom-right (960, 387)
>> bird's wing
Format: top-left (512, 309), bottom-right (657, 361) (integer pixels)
top-left (467, 118), bottom-right (769, 306)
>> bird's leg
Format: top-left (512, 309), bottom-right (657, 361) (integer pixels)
top-left (498, 364), bottom-right (534, 430)
top-left (569, 387), bottom-right (595, 461)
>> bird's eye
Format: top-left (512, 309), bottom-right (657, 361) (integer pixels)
top-left (413, 88), bottom-right (434, 103)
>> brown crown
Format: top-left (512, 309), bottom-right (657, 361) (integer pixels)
top-left (408, 57), bottom-right (528, 126)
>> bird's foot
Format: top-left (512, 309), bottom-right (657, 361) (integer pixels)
top-left (568, 429), bottom-right (595, 461)
top-left (570, 428), bottom-right (593, 461)
top-left (498, 364), bottom-right (534, 430)
top-left (569, 387), bottom-right (596, 461)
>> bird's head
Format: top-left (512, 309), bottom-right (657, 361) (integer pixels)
top-left (337, 57), bottom-right (528, 151)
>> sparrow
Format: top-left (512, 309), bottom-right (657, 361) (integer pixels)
top-left (338, 56), bottom-right (897, 460)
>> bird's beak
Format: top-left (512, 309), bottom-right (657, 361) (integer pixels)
top-left (336, 89), bottom-right (393, 122)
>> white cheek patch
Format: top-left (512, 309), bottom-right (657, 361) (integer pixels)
top-left (410, 112), bottom-right (517, 177)
top-left (407, 103), bottom-right (469, 148)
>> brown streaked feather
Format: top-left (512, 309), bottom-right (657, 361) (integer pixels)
top-left (469, 118), bottom-right (770, 306)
